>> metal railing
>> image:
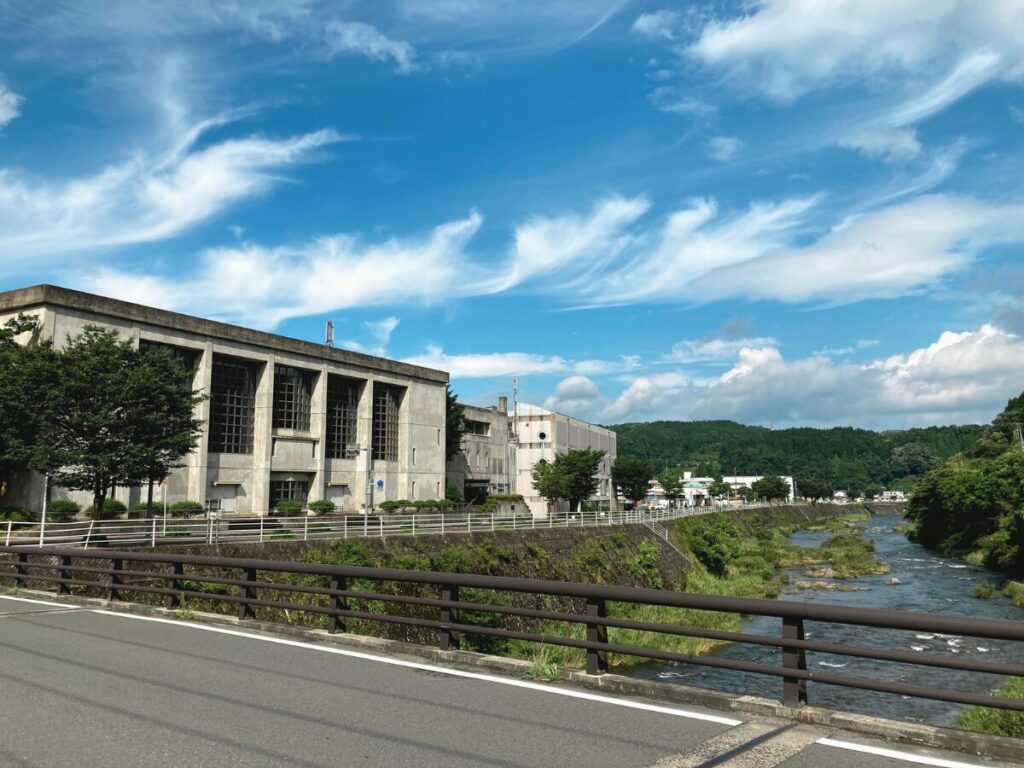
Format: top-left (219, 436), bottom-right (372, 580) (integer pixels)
top-left (1, 504), bottom-right (746, 549)
top-left (2, 546), bottom-right (1023, 713)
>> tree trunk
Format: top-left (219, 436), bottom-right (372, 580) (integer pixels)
top-left (147, 478), bottom-right (155, 516)
top-left (92, 476), bottom-right (106, 519)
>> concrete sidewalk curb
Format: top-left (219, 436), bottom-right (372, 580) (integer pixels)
top-left (8, 588), bottom-right (1023, 764)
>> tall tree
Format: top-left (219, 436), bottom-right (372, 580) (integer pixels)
top-left (751, 475), bottom-right (790, 502)
top-left (657, 468), bottom-right (683, 507)
top-left (531, 459), bottom-right (568, 512)
top-left (131, 346), bottom-right (206, 513)
top-left (612, 457), bottom-right (653, 505)
top-left (557, 449), bottom-right (605, 511)
top-left (45, 327), bottom-right (204, 516)
top-left (445, 385), bottom-right (467, 461)
top-left (796, 476), bottom-right (832, 503)
top-left (0, 315), bottom-right (57, 499)
top-left (707, 478), bottom-right (733, 499)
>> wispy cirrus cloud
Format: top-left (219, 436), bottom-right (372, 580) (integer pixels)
top-left (0, 80), bottom-right (21, 128)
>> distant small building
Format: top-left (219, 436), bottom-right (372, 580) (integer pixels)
top-left (875, 490), bottom-right (906, 502)
top-left (645, 472), bottom-right (794, 506)
top-left (832, 490), bottom-right (849, 504)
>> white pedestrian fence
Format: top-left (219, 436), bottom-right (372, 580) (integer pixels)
top-left (3, 503), bottom-right (780, 549)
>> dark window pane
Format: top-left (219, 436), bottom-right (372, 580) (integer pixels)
top-left (209, 356), bottom-right (258, 454)
top-left (271, 479), bottom-right (309, 507)
top-left (273, 365), bottom-right (314, 431)
top-left (372, 383), bottom-right (402, 462)
top-left (327, 375), bottom-right (363, 459)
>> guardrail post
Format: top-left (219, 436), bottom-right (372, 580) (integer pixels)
top-left (441, 513), bottom-right (445, 536)
top-left (57, 555), bottom-right (72, 594)
top-left (14, 551), bottom-right (27, 588)
top-left (380, 516), bottom-right (384, 538)
top-left (438, 584), bottom-right (458, 651)
top-left (165, 561), bottom-right (184, 609)
top-left (328, 574), bottom-right (347, 634)
top-left (108, 558), bottom-right (122, 601)
top-left (5, 520), bottom-right (11, 546)
top-left (586, 597), bottom-right (609, 675)
top-left (260, 517), bottom-right (264, 543)
top-left (238, 567), bottom-right (257, 620)
top-left (303, 516), bottom-right (309, 541)
top-left (151, 518), bottom-right (157, 547)
top-left (782, 615), bottom-right (807, 707)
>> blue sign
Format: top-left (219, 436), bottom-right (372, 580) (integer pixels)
top-left (376, 479), bottom-right (384, 489)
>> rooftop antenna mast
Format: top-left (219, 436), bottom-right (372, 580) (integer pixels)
top-left (325, 321), bottom-right (335, 348)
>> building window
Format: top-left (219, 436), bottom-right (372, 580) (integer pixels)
top-left (273, 365), bottom-right (314, 431)
top-left (271, 479), bottom-right (309, 508)
top-left (466, 420), bottom-right (490, 436)
top-left (209, 355), bottom-right (258, 454)
top-left (326, 375), bottom-right (362, 459)
top-left (372, 383), bottom-right (402, 461)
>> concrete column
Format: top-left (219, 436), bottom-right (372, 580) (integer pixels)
top-left (355, 377), bottom-right (374, 511)
top-left (398, 387), bottom-right (412, 499)
top-left (309, 365), bottom-right (328, 502)
top-left (252, 356), bottom-right (275, 516)
top-left (187, 342), bottom-right (214, 504)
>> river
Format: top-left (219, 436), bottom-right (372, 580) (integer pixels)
top-left (628, 514), bottom-right (1024, 726)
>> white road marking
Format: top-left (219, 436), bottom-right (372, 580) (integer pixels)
top-left (818, 738), bottom-right (995, 768)
top-left (0, 594), bottom-right (75, 609)
top-left (90, 608), bottom-right (743, 726)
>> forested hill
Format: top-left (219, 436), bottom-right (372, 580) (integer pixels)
top-left (610, 420), bottom-right (986, 491)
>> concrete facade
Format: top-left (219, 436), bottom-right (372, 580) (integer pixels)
top-left (512, 403), bottom-right (617, 518)
top-left (445, 402), bottom-right (515, 503)
top-left (0, 285), bottom-right (448, 516)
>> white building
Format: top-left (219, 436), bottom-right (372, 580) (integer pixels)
top-left (647, 472), bottom-right (795, 506)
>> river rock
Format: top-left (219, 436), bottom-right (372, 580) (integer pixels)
top-left (794, 580), bottom-right (867, 592)
top-left (887, 577), bottom-right (902, 585)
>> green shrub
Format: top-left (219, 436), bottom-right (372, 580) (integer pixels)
top-left (169, 500), bottom-right (204, 518)
top-left (90, 498), bottom-right (126, 519)
top-left (680, 514), bottom-right (741, 576)
top-left (47, 500), bottom-right (81, 522)
top-left (308, 499), bottom-right (336, 514)
top-left (275, 499), bottom-right (303, 516)
top-left (0, 505), bottom-right (33, 522)
top-left (445, 483), bottom-right (464, 503)
top-left (626, 541), bottom-right (663, 588)
top-left (1005, 581), bottom-right (1024, 608)
top-left (954, 677), bottom-right (1024, 737)
top-left (379, 500), bottom-right (401, 513)
top-left (974, 582), bottom-right (998, 599)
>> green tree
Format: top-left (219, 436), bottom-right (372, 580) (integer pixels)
top-left (445, 385), bottom-right (467, 461)
top-left (657, 468), bottom-right (683, 506)
top-left (612, 456), bottom-right (653, 505)
top-left (707, 478), bottom-right (732, 499)
top-left (750, 475), bottom-right (789, 502)
top-left (531, 459), bottom-right (569, 512)
top-left (132, 345), bottom-right (206, 513)
top-left (44, 327), bottom-right (204, 517)
top-left (890, 443), bottom-right (941, 477)
top-left (796, 476), bottom-right (833, 503)
top-left (557, 449), bottom-right (605, 511)
top-left (0, 315), bottom-right (58, 499)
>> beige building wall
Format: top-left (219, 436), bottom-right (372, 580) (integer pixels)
top-left (445, 402), bottom-right (514, 502)
top-left (0, 285), bottom-right (448, 517)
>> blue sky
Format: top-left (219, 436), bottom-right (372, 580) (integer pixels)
top-left (2, 1), bottom-right (1023, 429)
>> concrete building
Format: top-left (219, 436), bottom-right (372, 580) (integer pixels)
top-left (0, 285), bottom-right (448, 516)
top-left (647, 472), bottom-right (795, 507)
top-left (512, 403), bottom-right (617, 518)
top-left (445, 399), bottom-right (515, 504)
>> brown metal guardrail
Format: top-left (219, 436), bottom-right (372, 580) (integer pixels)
top-left (3, 545), bottom-right (1024, 713)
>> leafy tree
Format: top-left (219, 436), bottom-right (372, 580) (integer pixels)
top-left (132, 345), bottom-right (206, 513)
top-left (0, 315), bottom-right (58, 498)
top-left (682, 514), bottom-right (741, 576)
top-left (657, 468), bottom-right (683, 506)
top-left (44, 327), bottom-right (203, 517)
top-left (750, 475), bottom-right (789, 502)
top-left (558, 448), bottom-right (605, 511)
top-left (707, 479), bottom-right (732, 499)
top-left (612, 456), bottom-right (652, 505)
top-left (531, 459), bottom-right (569, 512)
top-left (890, 443), bottom-right (941, 477)
top-left (444, 385), bottom-right (467, 460)
top-left (795, 476), bottom-right (831, 502)
top-left (445, 483), bottom-right (464, 504)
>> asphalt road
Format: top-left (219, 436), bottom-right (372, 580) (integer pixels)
top-left (0, 595), bottom-right (1016, 768)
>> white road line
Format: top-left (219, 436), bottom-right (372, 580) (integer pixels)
top-left (90, 608), bottom-right (743, 726)
top-left (818, 738), bottom-right (995, 768)
top-left (0, 594), bottom-right (75, 609)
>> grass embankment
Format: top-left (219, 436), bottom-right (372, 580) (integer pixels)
top-left (123, 508), bottom-right (887, 674)
top-left (954, 677), bottom-right (1024, 738)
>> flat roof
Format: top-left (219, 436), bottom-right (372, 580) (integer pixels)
top-left (0, 284), bottom-right (448, 384)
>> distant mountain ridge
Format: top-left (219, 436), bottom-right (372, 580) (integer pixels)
top-left (610, 419), bottom-right (986, 491)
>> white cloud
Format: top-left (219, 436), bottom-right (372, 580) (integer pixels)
top-left (0, 122), bottom-right (344, 263)
top-left (706, 136), bottom-right (743, 162)
top-left (647, 87), bottom-right (718, 118)
top-left (342, 316), bottom-right (401, 357)
top-left (689, 1), bottom-right (1024, 102)
top-left (839, 126), bottom-right (922, 163)
top-left (665, 336), bottom-right (777, 363)
top-left (0, 82), bottom-right (22, 128)
top-left (631, 10), bottom-right (681, 41)
top-left (544, 375), bottom-right (604, 414)
top-left (692, 194), bottom-right (1024, 304)
top-left (325, 21), bottom-right (417, 73)
top-left (405, 346), bottom-right (569, 378)
top-left (600, 324), bottom-right (1024, 427)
